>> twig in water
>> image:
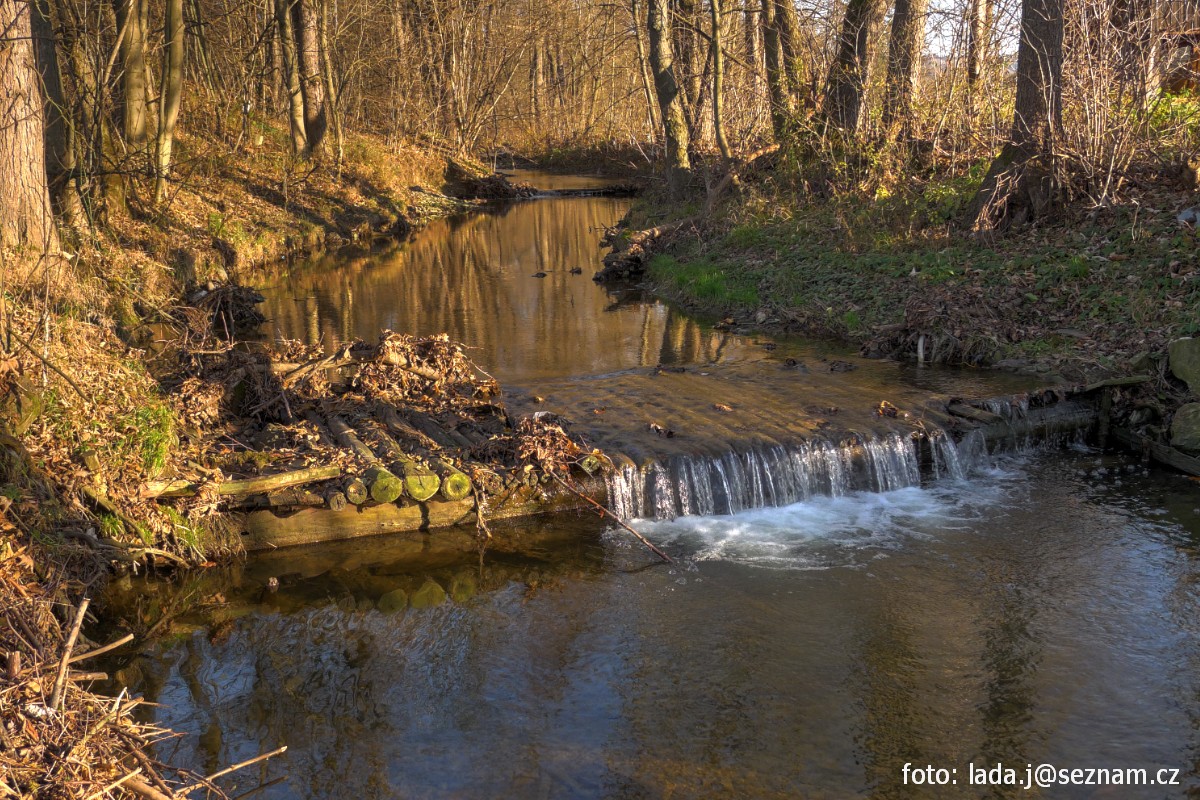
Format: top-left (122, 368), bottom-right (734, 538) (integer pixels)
top-left (180, 746), bottom-right (288, 795)
top-left (68, 632), bottom-right (134, 664)
top-left (549, 472), bottom-right (672, 563)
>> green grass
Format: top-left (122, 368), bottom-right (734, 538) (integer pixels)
top-left (648, 254), bottom-right (760, 307)
top-left (639, 179), bottom-right (1200, 368)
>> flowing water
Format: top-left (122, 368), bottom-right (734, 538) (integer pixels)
top-left (106, 174), bottom-right (1200, 798)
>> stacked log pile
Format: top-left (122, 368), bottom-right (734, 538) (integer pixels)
top-left (160, 331), bottom-right (606, 536)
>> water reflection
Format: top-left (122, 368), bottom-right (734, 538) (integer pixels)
top-left (260, 197), bottom-right (750, 383)
top-left (105, 456), bottom-right (1200, 799)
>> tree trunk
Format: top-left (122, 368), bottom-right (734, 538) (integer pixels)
top-left (114, 0), bottom-right (149, 149)
top-left (711, 0), bottom-right (731, 160)
top-left (318, 0), bottom-right (343, 168)
top-left (291, 0), bottom-right (326, 157)
top-left (970, 0), bottom-right (1064, 229)
top-left (648, 0), bottom-right (691, 195)
top-left (274, 0), bottom-right (307, 156)
top-left (154, 0), bottom-right (184, 203)
top-left (965, 0), bottom-right (988, 106)
top-left (774, 0), bottom-right (803, 99)
top-left (31, 0), bottom-right (83, 227)
top-left (762, 0), bottom-right (789, 140)
top-left (1, 0), bottom-right (59, 254)
top-left (630, 0), bottom-right (660, 135)
top-left (881, 0), bottom-right (928, 138)
top-left (821, 0), bottom-right (885, 135)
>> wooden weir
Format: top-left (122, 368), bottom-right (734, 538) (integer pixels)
top-left (145, 369), bottom-right (1141, 551)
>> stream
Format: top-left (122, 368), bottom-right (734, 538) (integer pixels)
top-left (105, 173), bottom-right (1200, 798)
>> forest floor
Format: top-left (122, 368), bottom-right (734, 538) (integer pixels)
top-left (632, 163), bottom-right (1200, 385)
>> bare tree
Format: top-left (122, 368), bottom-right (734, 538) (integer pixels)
top-left (1, 0), bottom-right (58, 252)
top-left (822, 0), bottom-right (885, 135)
top-left (275, 0), bottom-right (308, 155)
top-left (292, 0), bottom-right (327, 156)
top-left (648, 0), bottom-right (690, 194)
top-left (114, 0), bottom-right (150, 149)
top-left (971, 0), bottom-right (1064, 228)
top-left (881, 0), bottom-right (929, 138)
top-left (154, 0), bottom-right (185, 202)
top-left (711, 0), bottom-right (732, 160)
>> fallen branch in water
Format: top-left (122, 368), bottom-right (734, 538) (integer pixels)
top-left (549, 471), bottom-right (672, 564)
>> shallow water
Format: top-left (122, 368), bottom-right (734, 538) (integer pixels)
top-left (106, 176), bottom-right (1200, 798)
top-left (106, 451), bottom-right (1200, 798)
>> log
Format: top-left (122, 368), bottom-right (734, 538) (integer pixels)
top-left (367, 423), bottom-right (447, 502)
top-left (1113, 428), bottom-right (1200, 477)
top-left (578, 454), bottom-right (603, 475)
top-left (344, 478), bottom-right (368, 506)
top-left (303, 411), bottom-right (338, 449)
top-left (237, 490), bottom-right (327, 510)
top-left (946, 403), bottom-right (1005, 424)
top-left (1079, 374), bottom-right (1153, 393)
top-left (144, 465), bottom-right (342, 499)
top-left (237, 488), bottom-right (347, 511)
top-left (325, 490), bottom-right (348, 512)
top-left (379, 405), bottom-right (440, 450)
top-left (390, 456), bottom-right (441, 502)
top-left (405, 411), bottom-right (459, 450)
top-left (433, 459), bottom-right (473, 501)
top-left (326, 415), bottom-right (404, 503)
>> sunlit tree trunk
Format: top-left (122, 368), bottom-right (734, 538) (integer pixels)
top-left (1, 0), bottom-right (59, 253)
top-left (822, 0), bottom-right (885, 134)
top-left (965, 0), bottom-right (989, 107)
top-left (711, 0), bottom-right (731, 161)
top-left (762, 0), bottom-right (789, 140)
top-left (630, 0), bottom-right (660, 134)
top-left (971, 0), bottom-right (1064, 228)
top-left (774, 0), bottom-right (803, 99)
top-left (114, 0), bottom-right (149, 149)
top-left (274, 0), bottom-right (307, 156)
top-left (291, 0), bottom-right (327, 157)
top-left (648, 0), bottom-right (691, 195)
top-left (881, 0), bottom-right (928, 138)
top-left (154, 0), bottom-right (185, 203)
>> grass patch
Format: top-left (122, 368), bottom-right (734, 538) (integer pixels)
top-left (648, 254), bottom-right (760, 307)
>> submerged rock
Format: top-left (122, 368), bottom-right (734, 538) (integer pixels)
top-left (1170, 404), bottom-right (1200, 452)
top-left (378, 588), bottom-right (408, 614)
top-left (1169, 338), bottom-right (1200, 395)
top-left (409, 579), bottom-right (447, 609)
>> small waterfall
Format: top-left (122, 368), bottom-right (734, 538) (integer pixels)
top-left (605, 431), bottom-right (930, 521)
top-left (929, 429), bottom-right (967, 481)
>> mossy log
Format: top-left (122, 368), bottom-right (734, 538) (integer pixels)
top-left (326, 414), bottom-right (404, 503)
top-left (433, 460), bottom-right (473, 501)
top-left (144, 465), bottom-right (343, 499)
top-left (344, 477), bottom-right (369, 505)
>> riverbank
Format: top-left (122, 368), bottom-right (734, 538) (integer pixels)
top-left (0, 121), bottom-right (482, 569)
top-left (618, 167), bottom-right (1199, 384)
